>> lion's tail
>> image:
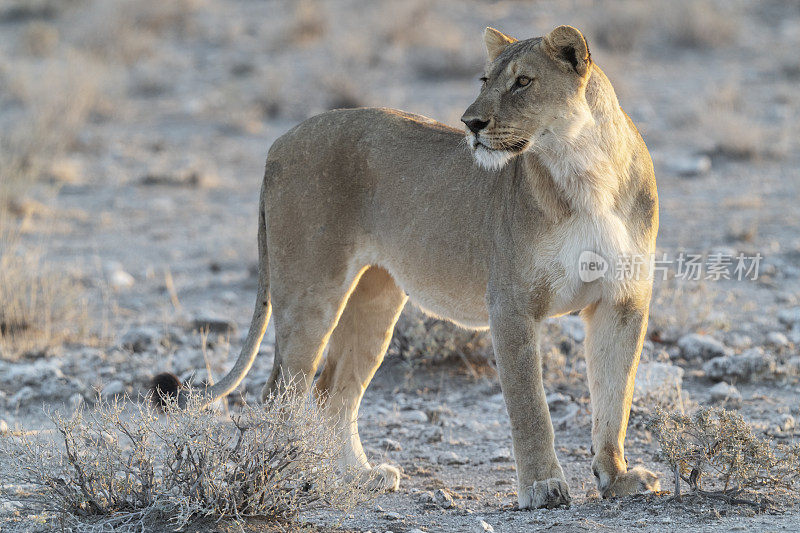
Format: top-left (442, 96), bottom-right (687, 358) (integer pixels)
top-left (153, 179), bottom-right (271, 409)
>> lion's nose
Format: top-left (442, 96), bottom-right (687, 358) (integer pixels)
top-left (461, 117), bottom-right (489, 134)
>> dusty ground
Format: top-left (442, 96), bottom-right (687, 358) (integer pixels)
top-left (1, 0), bottom-right (800, 531)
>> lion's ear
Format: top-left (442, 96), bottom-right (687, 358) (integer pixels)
top-left (543, 25), bottom-right (591, 77)
top-left (484, 27), bottom-right (516, 61)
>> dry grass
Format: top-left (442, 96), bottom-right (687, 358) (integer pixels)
top-left (658, 0), bottom-right (740, 50)
top-left (649, 274), bottom-right (732, 336)
top-left (0, 387), bottom-right (375, 531)
top-left (75, 0), bottom-right (203, 65)
top-left (0, 218), bottom-right (90, 359)
top-left (1, 54), bottom-right (100, 197)
top-left (0, 54), bottom-right (103, 358)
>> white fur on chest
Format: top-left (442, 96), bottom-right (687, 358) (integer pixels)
top-left (538, 212), bottom-right (640, 314)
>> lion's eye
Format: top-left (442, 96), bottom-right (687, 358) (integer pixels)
top-left (515, 76), bottom-right (532, 88)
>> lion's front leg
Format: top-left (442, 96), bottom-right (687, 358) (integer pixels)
top-left (582, 297), bottom-right (660, 498)
top-left (489, 295), bottom-right (570, 509)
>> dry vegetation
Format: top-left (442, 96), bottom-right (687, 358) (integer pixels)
top-left (0, 387), bottom-right (374, 531)
top-left (0, 56), bottom-right (101, 359)
top-left (648, 406), bottom-right (800, 506)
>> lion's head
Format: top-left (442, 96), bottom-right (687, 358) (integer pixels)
top-left (461, 25), bottom-right (595, 171)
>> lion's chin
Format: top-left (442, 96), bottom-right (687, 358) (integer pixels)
top-left (471, 143), bottom-right (515, 171)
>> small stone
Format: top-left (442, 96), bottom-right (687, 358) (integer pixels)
top-left (490, 447), bottom-right (513, 462)
top-left (546, 392), bottom-right (571, 408)
top-left (703, 348), bottom-right (776, 382)
top-left (789, 325), bottom-right (800, 344)
top-left (778, 307), bottom-right (800, 326)
top-left (422, 426), bottom-right (443, 443)
top-left (383, 511), bottom-right (402, 520)
top-left (417, 491), bottom-right (436, 505)
top-left (106, 262), bottom-right (135, 290)
top-left (101, 380), bottom-right (126, 398)
top-left (667, 153), bottom-right (712, 177)
top-left (192, 315), bottom-right (237, 335)
top-left (120, 327), bottom-right (156, 353)
top-left (709, 382), bottom-right (741, 404)
top-left (437, 451), bottom-right (467, 465)
top-left (402, 409), bottom-right (429, 424)
top-left (10, 386), bottom-right (36, 406)
top-left (475, 518), bottom-right (495, 532)
top-left (408, 529), bottom-right (426, 533)
top-left (551, 403), bottom-right (579, 429)
top-left (726, 333), bottom-right (752, 350)
top-left (634, 362), bottom-right (684, 399)
top-left (434, 488), bottom-right (455, 508)
top-left (678, 334), bottom-right (731, 360)
top-left (381, 438), bottom-right (402, 451)
top-left (765, 331), bottom-right (789, 348)
top-left (0, 419), bottom-right (8, 435)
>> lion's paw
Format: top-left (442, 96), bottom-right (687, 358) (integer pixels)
top-left (519, 477), bottom-right (571, 509)
top-left (363, 463), bottom-right (401, 492)
top-left (602, 466), bottom-right (660, 498)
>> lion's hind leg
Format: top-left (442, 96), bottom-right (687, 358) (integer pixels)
top-left (314, 266), bottom-right (408, 491)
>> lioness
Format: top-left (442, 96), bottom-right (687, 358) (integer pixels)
top-left (157, 25), bottom-right (660, 509)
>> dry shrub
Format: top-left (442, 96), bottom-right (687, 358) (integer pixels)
top-left (647, 406), bottom-right (800, 504)
top-left (0, 388), bottom-right (374, 531)
top-left (391, 306), bottom-right (493, 373)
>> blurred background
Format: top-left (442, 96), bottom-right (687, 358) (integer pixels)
top-left (1, 0), bottom-right (799, 397)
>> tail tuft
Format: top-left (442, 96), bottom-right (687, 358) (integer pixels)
top-left (150, 372), bottom-right (183, 409)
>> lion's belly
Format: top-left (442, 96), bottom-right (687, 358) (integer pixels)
top-left (378, 257), bottom-right (490, 329)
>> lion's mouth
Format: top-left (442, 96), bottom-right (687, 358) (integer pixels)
top-left (468, 134), bottom-right (495, 152)
top-left (468, 133), bottom-right (529, 154)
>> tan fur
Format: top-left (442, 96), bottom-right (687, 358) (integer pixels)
top-left (194, 25), bottom-right (660, 509)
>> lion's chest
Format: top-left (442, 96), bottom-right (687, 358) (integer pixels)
top-left (529, 212), bottom-right (639, 315)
